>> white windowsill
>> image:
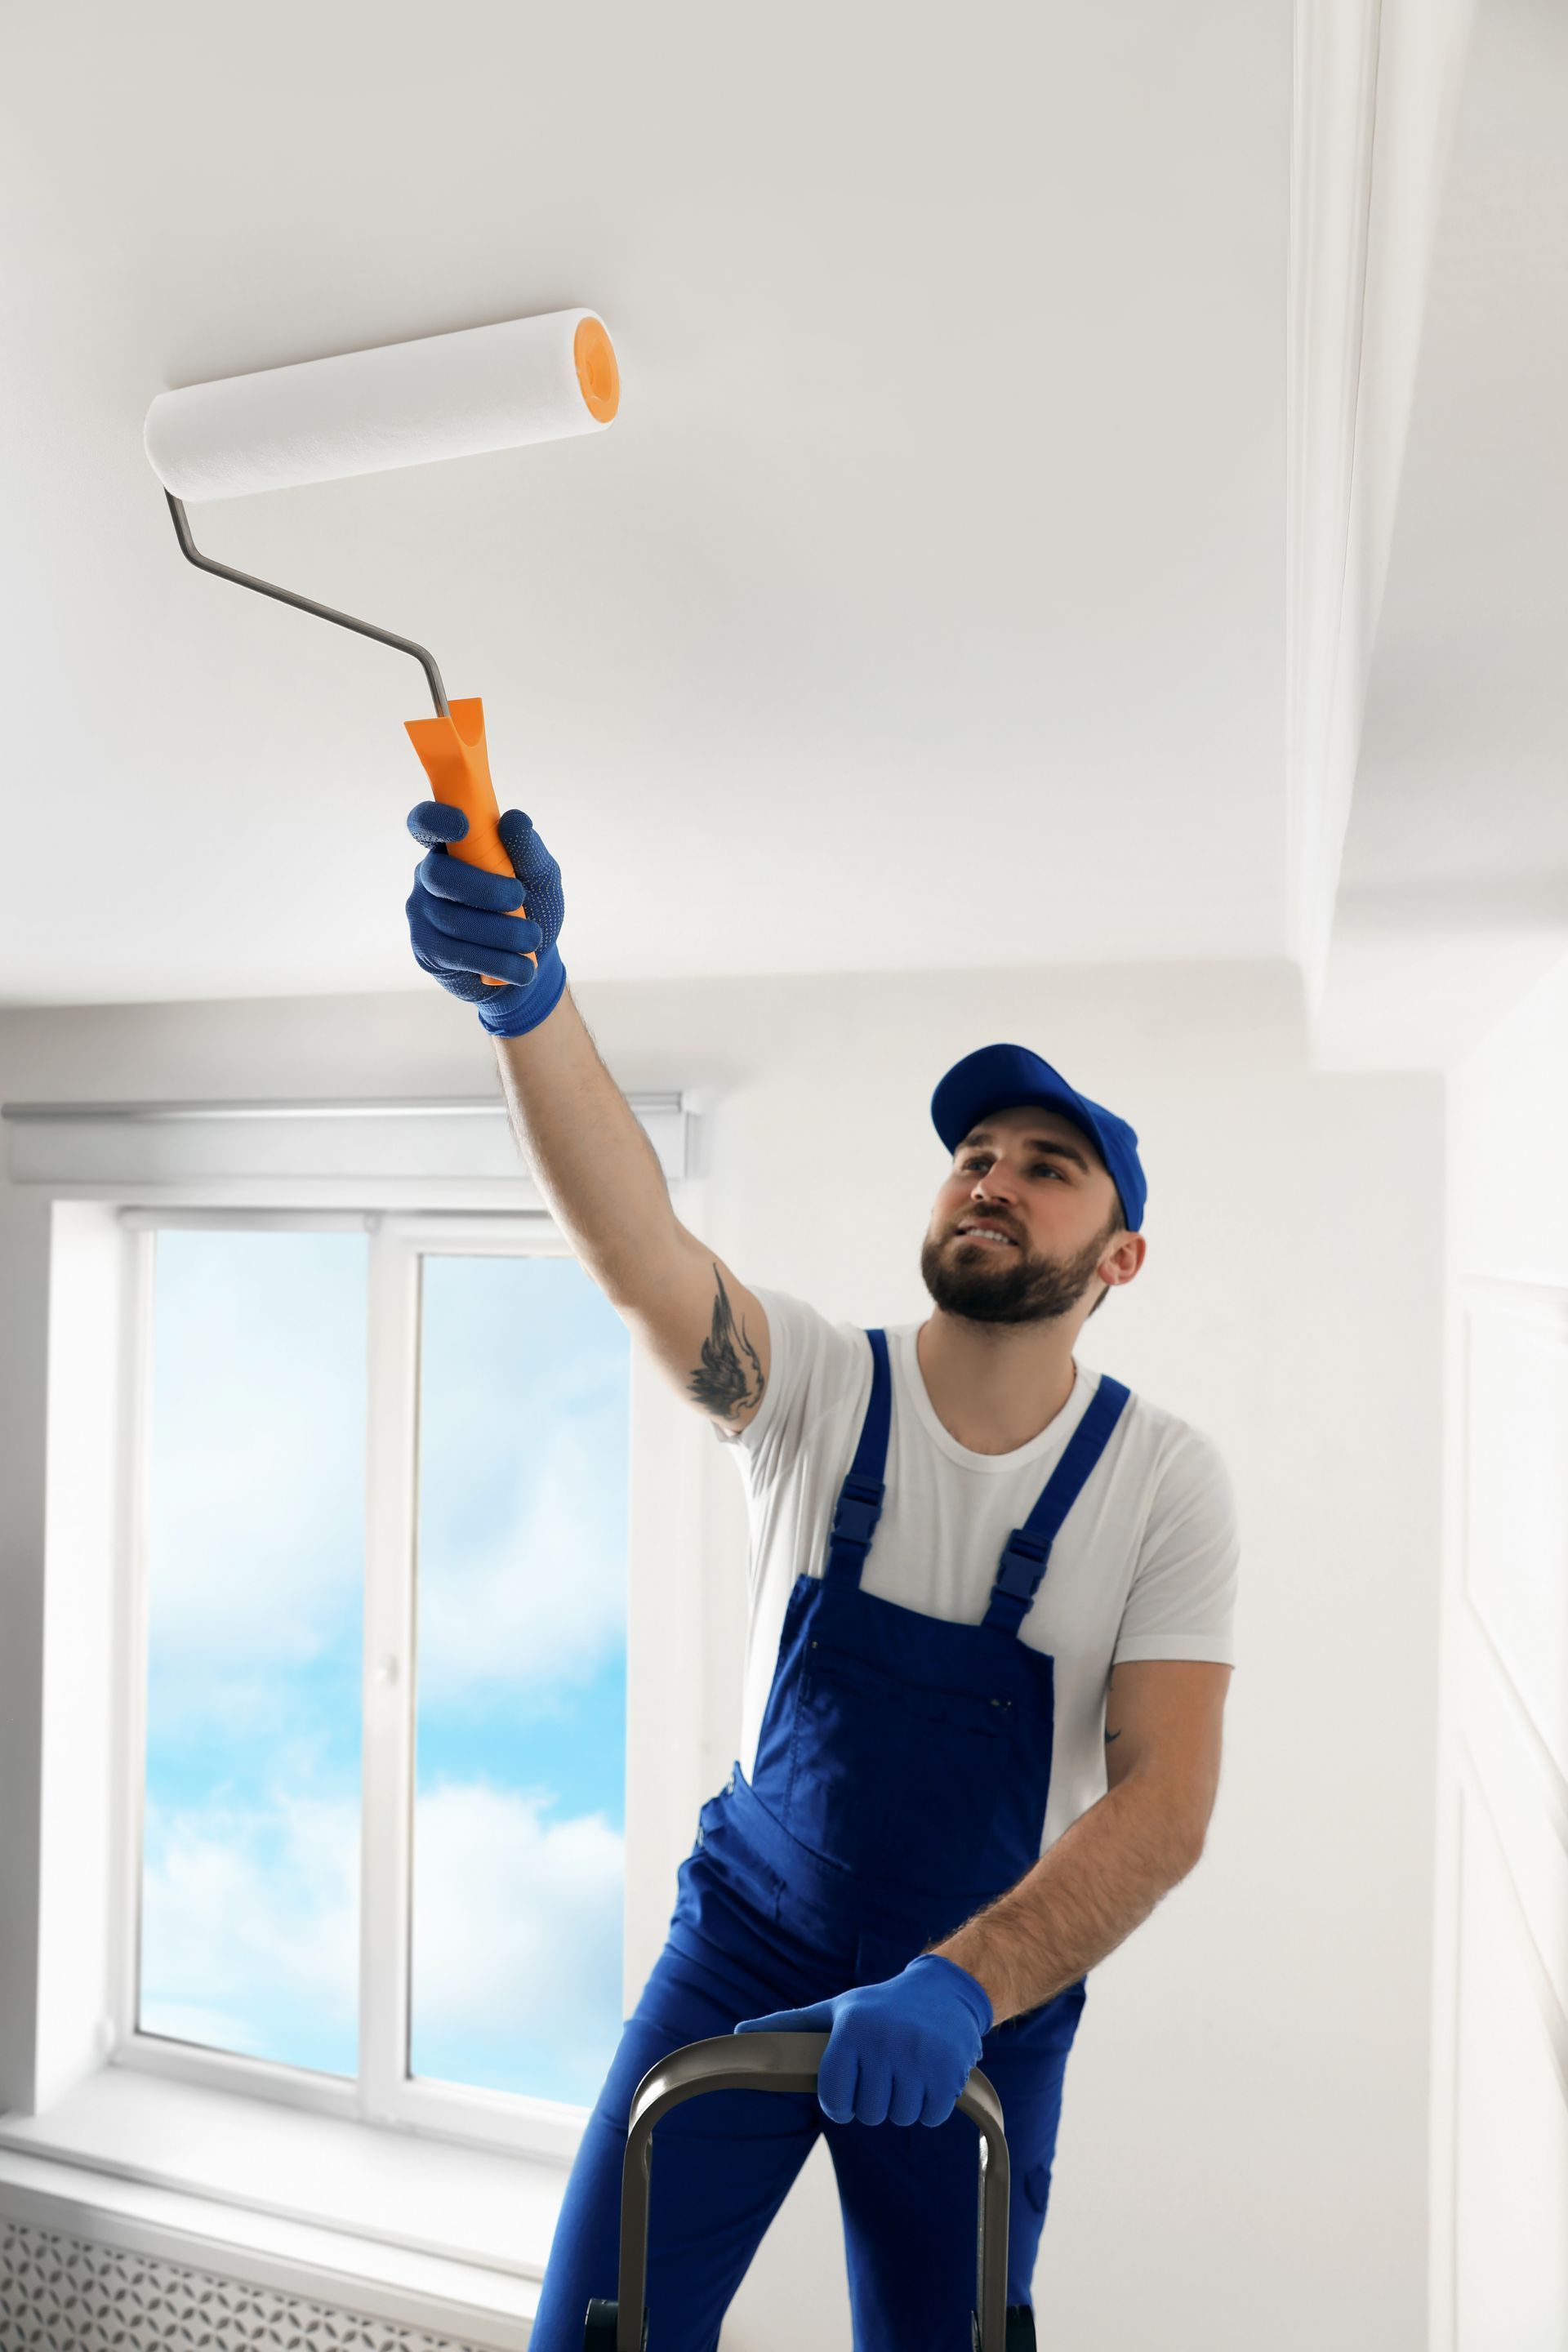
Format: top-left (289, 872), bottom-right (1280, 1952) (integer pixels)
top-left (0, 2065), bottom-right (572, 2348)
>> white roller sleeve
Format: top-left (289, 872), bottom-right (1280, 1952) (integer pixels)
top-left (144, 308), bottom-right (612, 502)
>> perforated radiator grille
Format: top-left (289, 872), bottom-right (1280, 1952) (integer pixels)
top-left (0, 2221), bottom-right (497, 2352)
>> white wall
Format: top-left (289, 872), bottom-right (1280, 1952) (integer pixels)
top-left (1435, 952), bottom-right (1568, 2352)
top-left (0, 957), bottom-right (1442, 2350)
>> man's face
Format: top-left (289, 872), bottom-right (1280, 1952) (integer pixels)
top-left (920, 1102), bottom-right (1126, 1325)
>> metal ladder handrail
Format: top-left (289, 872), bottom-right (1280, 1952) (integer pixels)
top-left (611, 2030), bottom-right (1010, 2352)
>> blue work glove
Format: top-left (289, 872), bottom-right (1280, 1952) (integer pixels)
top-left (733, 1954), bottom-right (993, 2127)
top-left (404, 802), bottom-right (567, 1037)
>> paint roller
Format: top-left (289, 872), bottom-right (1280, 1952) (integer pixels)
top-left (143, 310), bottom-right (621, 980)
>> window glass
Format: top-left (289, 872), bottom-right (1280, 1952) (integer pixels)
top-left (140, 1229), bottom-right (368, 2075)
top-left (410, 1253), bottom-right (630, 2106)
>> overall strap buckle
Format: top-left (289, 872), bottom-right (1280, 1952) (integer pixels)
top-left (985, 1375), bottom-right (1133, 1636)
top-left (823, 1330), bottom-right (892, 1587)
top-left (830, 1472), bottom-right (886, 1553)
top-left (993, 1526), bottom-right (1050, 1601)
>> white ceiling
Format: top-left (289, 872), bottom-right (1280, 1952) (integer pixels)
top-left (0, 2), bottom-right (1291, 1007)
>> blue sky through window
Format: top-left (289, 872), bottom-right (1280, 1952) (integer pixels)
top-left (412, 1253), bottom-right (629, 2106)
top-left (140, 1229), bottom-right (368, 2075)
top-left (139, 1229), bottom-right (630, 2112)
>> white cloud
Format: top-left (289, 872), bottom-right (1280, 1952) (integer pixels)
top-left (410, 1778), bottom-right (624, 2051)
top-left (413, 1408), bottom-right (629, 1701)
top-left (145, 1665), bottom-right (343, 1745)
top-left (140, 1782), bottom-right (360, 2032)
top-left (139, 1774), bottom-right (624, 2096)
top-left (145, 1235), bottom-right (365, 1669)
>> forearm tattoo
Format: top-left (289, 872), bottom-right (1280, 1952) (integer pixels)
top-left (688, 1265), bottom-right (765, 1420)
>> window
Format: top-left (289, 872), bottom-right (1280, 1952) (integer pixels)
top-left (127, 1210), bottom-right (630, 2156)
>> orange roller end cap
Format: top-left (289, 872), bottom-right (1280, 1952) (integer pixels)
top-left (574, 316), bottom-right (620, 423)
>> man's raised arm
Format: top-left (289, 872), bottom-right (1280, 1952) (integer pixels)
top-left (404, 798), bottom-right (769, 1434)
top-left (492, 994), bottom-right (770, 1430)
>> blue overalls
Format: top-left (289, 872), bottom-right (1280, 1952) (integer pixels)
top-left (530, 1332), bottom-right (1130, 2352)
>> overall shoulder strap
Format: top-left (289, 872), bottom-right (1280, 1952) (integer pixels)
top-left (822, 1329), bottom-right (892, 1588)
top-left (982, 1374), bottom-right (1133, 1635)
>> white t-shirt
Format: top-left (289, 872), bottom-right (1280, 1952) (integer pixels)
top-left (724, 1287), bottom-right (1239, 1859)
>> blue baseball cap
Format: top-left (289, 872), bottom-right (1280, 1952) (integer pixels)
top-left (931, 1043), bottom-right (1147, 1231)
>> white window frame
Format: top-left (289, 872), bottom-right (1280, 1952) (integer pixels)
top-left (109, 1204), bottom-right (624, 2167)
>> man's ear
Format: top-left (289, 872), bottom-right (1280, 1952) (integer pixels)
top-left (1103, 1232), bottom-right (1147, 1290)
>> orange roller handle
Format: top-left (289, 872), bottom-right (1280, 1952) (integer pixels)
top-left (403, 695), bottom-right (534, 991)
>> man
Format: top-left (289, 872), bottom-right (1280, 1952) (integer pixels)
top-left (405, 800), bottom-right (1237, 2352)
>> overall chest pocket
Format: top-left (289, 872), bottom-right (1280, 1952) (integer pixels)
top-left (784, 1637), bottom-right (1013, 1887)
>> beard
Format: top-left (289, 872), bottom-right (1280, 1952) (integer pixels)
top-left (919, 1216), bottom-right (1114, 1326)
